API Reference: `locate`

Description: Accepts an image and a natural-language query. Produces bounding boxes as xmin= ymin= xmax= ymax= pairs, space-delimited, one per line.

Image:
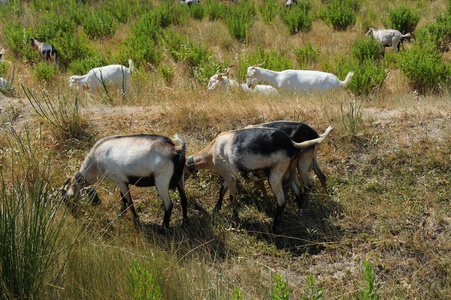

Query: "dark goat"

xmin=30 ymin=38 xmax=58 ymax=66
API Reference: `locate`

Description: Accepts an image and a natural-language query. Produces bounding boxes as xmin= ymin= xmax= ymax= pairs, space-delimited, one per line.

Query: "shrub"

xmin=127 ymin=260 xmax=163 ymax=300
xmin=293 ymin=42 xmax=321 ymax=69
xmin=280 ymin=1 xmax=313 ymax=34
xmin=58 ymin=30 xmax=97 ymax=69
xmin=69 ymin=55 xmax=107 ymax=75
xmin=399 ymin=42 xmax=449 ymax=94
xmin=271 ymin=274 xmax=291 ymax=300
xmin=351 ymin=37 xmax=383 ymax=63
xmin=224 ymin=1 xmax=256 ymax=42
xmin=260 ymin=0 xmax=279 ymax=25
xmin=189 ymin=3 xmax=205 ymax=20
xmin=205 ymin=0 xmax=228 ymax=21
xmin=4 ymin=23 xmax=34 ymax=61
xmin=386 ymin=6 xmax=420 ymax=34
xmin=415 ymin=14 xmax=451 ymax=53
xmin=31 ymin=62 xmax=58 ymax=82
xmin=354 ymin=261 xmax=380 ymax=300
xmin=318 ymin=0 xmax=358 ymax=31
xmin=160 ymin=65 xmax=175 ymax=85
xmin=81 ymin=8 xmax=117 ymax=38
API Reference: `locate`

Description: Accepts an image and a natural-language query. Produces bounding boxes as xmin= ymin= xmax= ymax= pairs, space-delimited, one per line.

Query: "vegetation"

xmin=0 ymin=0 xmax=450 ymax=299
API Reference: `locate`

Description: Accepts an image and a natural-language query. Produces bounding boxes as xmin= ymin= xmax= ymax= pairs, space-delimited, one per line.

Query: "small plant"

xmin=205 ymin=0 xmax=228 ymax=21
xmin=280 ymin=1 xmax=313 ymax=34
xmin=271 ymin=273 xmax=291 ymax=300
xmin=386 ymin=6 xmax=420 ymax=34
xmin=354 ymin=261 xmax=380 ymax=300
xmin=31 ymin=62 xmax=58 ymax=82
xmin=224 ymin=1 xmax=256 ymax=42
xmin=318 ymin=0 xmax=358 ymax=31
xmin=81 ymin=8 xmax=117 ymax=39
xmin=303 ymin=274 xmax=323 ymax=300
xmin=351 ymin=37 xmax=382 ymax=63
xmin=293 ymin=42 xmax=321 ymax=69
xmin=231 ymin=286 xmax=243 ymax=300
xmin=260 ymin=0 xmax=279 ymax=24
xmin=189 ymin=3 xmax=205 ymax=20
xmin=160 ymin=64 xmax=175 ymax=85
xmin=341 ymin=98 xmax=363 ymax=136
xmin=126 ymin=260 xmax=163 ymax=300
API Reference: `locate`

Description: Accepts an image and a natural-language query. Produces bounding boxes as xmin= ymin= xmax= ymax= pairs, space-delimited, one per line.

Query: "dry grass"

xmin=1 ymin=1 xmax=450 ymax=299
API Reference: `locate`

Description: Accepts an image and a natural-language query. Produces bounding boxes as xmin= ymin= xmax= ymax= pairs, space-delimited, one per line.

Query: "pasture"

xmin=0 ymin=0 xmax=450 ymax=299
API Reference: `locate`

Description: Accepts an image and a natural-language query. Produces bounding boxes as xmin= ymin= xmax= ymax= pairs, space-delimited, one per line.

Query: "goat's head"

xmin=208 ymin=65 xmax=234 ymax=90
xmin=59 ymin=172 xmax=87 ymax=210
xmin=68 ymin=76 xmax=79 ymax=89
xmin=365 ymin=27 xmax=377 ymax=37
xmin=246 ymin=62 xmax=264 ymax=89
xmin=29 ymin=38 xmax=40 ymax=50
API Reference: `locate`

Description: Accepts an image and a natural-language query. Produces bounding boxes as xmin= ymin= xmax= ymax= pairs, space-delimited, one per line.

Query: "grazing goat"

xmin=246 ymin=64 xmax=354 ymax=93
xmin=366 ymin=27 xmax=411 ymax=56
xmin=208 ymin=65 xmax=278 ymax=95
xmin=180 ymin=0 xmax=200 ymax=6
xmin=220 ymin=121 xmax=328 ymax=215
xmin=185 ymin=126 xmax=332 ymax=231
xmin=60 ymin=134 xmax=188 ymax=229
xmin=68 ymin=60 xmax=134 ymax=94
xmin=30 ymin=38 xmax=58 ymax=66
xmin=285 ymin=0 xmax=297 ymax=6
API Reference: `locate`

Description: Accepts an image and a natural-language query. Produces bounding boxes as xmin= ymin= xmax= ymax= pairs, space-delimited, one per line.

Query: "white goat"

xmin=285 ymin=0 xmax=297 ymax=6
xmin=60 ymin=134 xmax=188 ymax=229
xmin=30 ymin=38 xmax=58 ymax=66
xmin=246 ymin=64 xmax=354 ymax=93
xmin=366 ymin=27 xmax=411 ymax=56
xmin=180 ymin=0 xmax=200 ymax=6
xmin=68 ymin=59 xmax=134 ymax=94
xmin=208 ymin=65 xmax=278 ymax=95
xmin=185 ymin=126 xmax=332 ymax=231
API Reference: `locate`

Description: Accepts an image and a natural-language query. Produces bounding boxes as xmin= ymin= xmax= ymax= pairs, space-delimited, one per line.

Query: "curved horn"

xmin=224 ymin=64 xmax=235 ymax=76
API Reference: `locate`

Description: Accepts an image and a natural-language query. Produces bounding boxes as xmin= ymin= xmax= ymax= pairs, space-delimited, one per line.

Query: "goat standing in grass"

xmin=68 ymin=59 xmax=134 ymax=94
xmin=246 ymin=64 xmax=354 ymax=94
xmin=185 ymin=126 xmax=332 ymax=231
xmin=366 ymin=27 xmax=411 ymax=56
xmin=30 ymin=38 xmax=58 ymax=66
xmin=60 ymin=134 xmax=188 ymax=229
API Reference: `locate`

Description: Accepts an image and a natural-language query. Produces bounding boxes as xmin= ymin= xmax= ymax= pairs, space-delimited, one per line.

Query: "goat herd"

xmin=0 ymin=24 xmax=410 ymax=233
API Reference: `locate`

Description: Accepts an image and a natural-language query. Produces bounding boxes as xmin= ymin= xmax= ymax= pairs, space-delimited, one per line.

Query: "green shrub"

xmin=280 ymin=1 xmax=313 ymax=34
xmin=260 ymin=0 xmax=279 ymax=25
xmin=189 ymin=3 xmax=205 ymax=20
xmin=58 ymin=30 xmax=97 ymax=69
xmin=31 ymin=62 xmax=58 ymax=82
xmin=160 ymin=64 xmax=175 ymax=85
xmin=303 ymin=274 xmax=324 ymax=300
xmin=293 ymin=42 xmax=321 ymax=69
xmin=351 ymin=37 xmax=383 ymax=63
xmin=386 ymin=6 xmax=420 ymax=34
xmin=319 ymin=0 xmax=358 ymax=31
xmin=69 ymin=55 xmax=107 ymax=75
xmin=4 ymin=23 xmax=34 ymax=61
xmin=127 ymin=260 xmax=163 ymax=300
xmin=205 ymin=0 xmax=228 ymax=21
xmin=399 ymin=42 xmax=449 ymax=94
xmin=354 ymin=261 xmax=380 ymax=300
xmin=155 ymin=2 xmax=187 ymax=28
xmin=224 ymin=1 xmax=256 ymax=42
xmin=415 ymin=14 xmax=451 ymax=53
xmin=81 ymin=8 xmax=117 ymax=39
xmin=271 ymin=274 xmax=291 ymax=300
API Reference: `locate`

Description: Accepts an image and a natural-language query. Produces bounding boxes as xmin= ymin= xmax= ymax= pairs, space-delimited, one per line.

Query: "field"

xmin=0 ymin=0 xmax=450 ymax=299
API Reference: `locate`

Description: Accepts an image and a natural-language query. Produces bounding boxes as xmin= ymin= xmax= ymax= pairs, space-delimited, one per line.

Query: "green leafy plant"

xmin=280 ymin=1 xmax=313 ymax=34
xmin=318 ymin=0 xmax=358 ymax=31
xmin=205 ymin=0 xmax=228 ymax=21
xmin=81 ymin=8 xmax=117 ymax=38
xmin=271 ymin=273 xmax=291 ymax=300
xmin=160 ymin=64 xmax=175 ymax=85
xmin=303 ymin=274 xmax=323 ymax=300
xmin=386 ymin=6 xmax=420 ymax=34
xmin=224 ymin=1 xmax=256 ymax=42
xmin=293 ymin=41 xmax=321 ymax=69
xmin=341 ymin=98 xmax=363 ymax=136
xmin=351 ymin=37 xmax=383 ymax=63
xmin=127 ymin=260 xmax=163 ymax=300
xmin=31 ymin=62 xmax=58 ymax=82
xmin=232 ymin=286 xmax=243 ymax=300
xmin=354 ymin=261 xmax=380 ymax=300
xmin=260 ymin=0 xmax=279 ymax=24
xmin=415 ymin=13 xmax=451 ymax=53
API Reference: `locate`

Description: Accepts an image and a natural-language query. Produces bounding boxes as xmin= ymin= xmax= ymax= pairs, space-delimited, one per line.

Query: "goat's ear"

xmin=217 ymin=74 xmax=223 ymax=80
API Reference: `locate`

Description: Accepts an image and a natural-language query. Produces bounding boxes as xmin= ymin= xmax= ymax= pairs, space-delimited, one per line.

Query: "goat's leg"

xmin=216 ymin=182 xmax=228 ymax=212
xmin=155 ymin=175 xmax=173 ymax=229
xmin=117 ymin=182 xmax=140 ymax=228
xmin=268 ymin=171 xmax=286 ymax=232
xmin=224 ymin=177 xmax=239 ymax=221
xmin=177 ymin=180 xmax=188 ymax=224
xmin=312 ymin=154 xmax=328 ymax=194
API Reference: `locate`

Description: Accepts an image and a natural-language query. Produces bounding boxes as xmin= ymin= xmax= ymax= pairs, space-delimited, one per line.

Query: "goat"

xmin=30 ymin=38 xmax=58 ymax=66
xmin=185 ymin=126 xmax=332 ymax=231
xmin=180 ymin=0 xmax=201 ymax=6
xmin=285 ymin=0 xmax=297 ymax=6
xmin=59 ymin=134 xmax=188 ymax=229
xmin=208 ymin=65 xmax=278 ymax=95
xmin=218 ymin=121 xmax=328 ymax=215
xmin=68 ymin=59 xmax=134 ymax=94
xmin=366 ymin=27 xmax=411 ymax=56
xmin=246 ymin=64 xmax=354 ymax=93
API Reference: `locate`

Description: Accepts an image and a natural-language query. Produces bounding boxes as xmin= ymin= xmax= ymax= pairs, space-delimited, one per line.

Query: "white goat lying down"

xmin=60 ymin=134 xmax=188 ymax=229
xmin=185 ymin=126 xmax=332 ymax=231
xmin=366 ymin=27 xmax=411 ymax=56
xmin=69 ymin=59 xmax=134 ymax=93
xmin=218 ymin=121 xmax=329 ymax=215
xmin=246 ymin=65 xmax=354 ymax=94
xmin=208 ymin=65 xmax=278 ymax=95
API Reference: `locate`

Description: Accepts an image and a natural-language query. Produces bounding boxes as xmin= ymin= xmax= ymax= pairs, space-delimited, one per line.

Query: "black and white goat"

xmin=60 ymin=134 xmax=188 ymax=229
xmin=30 ymin=38 xmax=58 ymax=66
xmin=185 ymin=126 xmax=332 ymax=230
xmin=221 ymin=121 xmax=329 ymax=215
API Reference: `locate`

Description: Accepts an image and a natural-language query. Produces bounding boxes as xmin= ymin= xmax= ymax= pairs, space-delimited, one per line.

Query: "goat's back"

xmin=257 ymin=121 xmax=320 ymax=142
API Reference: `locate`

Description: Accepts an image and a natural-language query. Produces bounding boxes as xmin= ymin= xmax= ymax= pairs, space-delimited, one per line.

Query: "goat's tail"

xmin=173 ymin=134 xmax=187 ymax=156
xmin=128 ymin=59 xmax=134 ymax=74
xmin=293 ymin=126 xmax=333 ymax=149
xmin=341 ymin=71 xmax=354 ymax=87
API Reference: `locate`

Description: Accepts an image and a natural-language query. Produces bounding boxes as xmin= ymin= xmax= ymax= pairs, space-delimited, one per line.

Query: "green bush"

xmin=224 ymin=1 xmax=256 ymax=42
xmin=415 ymin=14 xmax=451 ymax=53
xmin=205 ymin=0 xmax=228 ymax=21
xmin=81 ymin=8 xmax=117 ymax=39
xmin=280 ymin=1 xmax=313 ymax=34
xmin=69 ymin=55 xmax=107 ymax=75
xmin=399 ymin=42 xmax=449 ymax=94
xmin=293 ymin=42 xmax=321 ymax=69
xmin=260 ymin=0 xmax=279 ymax=25
xmin=155 ymin=2 xmax=187 ymax=28
xmin=160 ymin=65 xmax=175 ymax=85
xmin=386 ymin=6 xmax=420 ymax=34
xmin=4 ymin=23 xmax=34 ymax=61
xmin=319 ymin=0 xmax=358 ymax=31
xmin=189 ymin=3 xmax=205 ymax=20
xmin=58 ymin=30 xmax=97 ymax=69
xmin=127 ymin=260 xmax=163 ymax=300
xmin=271 ymin=274 xmax=291 ymax=300
xmin=351 ymin=37 xmax=383 ymax=63
xmin=31 ymin=62 xmax=58 ymax=82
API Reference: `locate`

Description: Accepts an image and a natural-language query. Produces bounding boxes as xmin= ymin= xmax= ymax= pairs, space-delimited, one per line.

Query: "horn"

xmin=224 ymin=64 xmax=235 ymax=76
